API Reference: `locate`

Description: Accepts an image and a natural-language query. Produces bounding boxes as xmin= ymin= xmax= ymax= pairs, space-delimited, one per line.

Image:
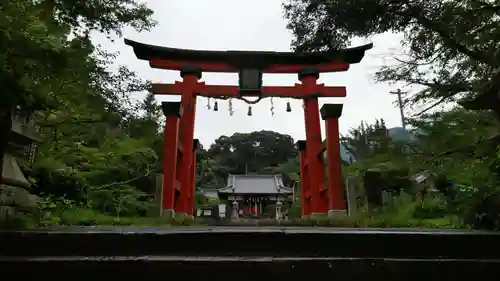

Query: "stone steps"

xmin=1 ymin=227 xmax=499 ymax=279
xmin=1 ymin=256 xmax=497 ymax=280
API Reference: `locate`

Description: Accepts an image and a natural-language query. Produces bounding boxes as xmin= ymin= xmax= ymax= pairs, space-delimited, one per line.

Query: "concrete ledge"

xmin=1 ymin=227 xmax=500 ymax=259
xmin=1 ymin=227 xmax=500 ymax=278
xmin=310 ymin=213 xmax=328 ymax=219
xmin=328 ymin=209 xmax=347 ymax=219
xmin=161 ymin=209 xmax=175 ymax=219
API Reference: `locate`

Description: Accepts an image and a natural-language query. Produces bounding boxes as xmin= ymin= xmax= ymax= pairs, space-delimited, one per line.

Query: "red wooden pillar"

xmin=299 ymin=69 xmax=328 ymax=216
xmin=187 ymin=139 xmax=199 ymax=216
xmin=174 ymin=157 xmax=182 ymax=212
xmin=160 ymin=102 xmax=182 ymax=218
xmin=296 ymin=140 xmax=311 ymax=217
xmin=320 ymin=104 xmax=346 ymax=217
xmin=177 ymin=66 xmax=200 ymax=215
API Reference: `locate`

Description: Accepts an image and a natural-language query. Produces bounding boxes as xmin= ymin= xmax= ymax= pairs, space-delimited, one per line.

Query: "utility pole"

xmin=390 ymin=89 xmax=407 ymax=129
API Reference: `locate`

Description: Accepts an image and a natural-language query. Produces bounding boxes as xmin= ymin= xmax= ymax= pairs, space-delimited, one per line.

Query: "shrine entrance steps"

xmin=1 ymin=227 xmax=499 ymax=280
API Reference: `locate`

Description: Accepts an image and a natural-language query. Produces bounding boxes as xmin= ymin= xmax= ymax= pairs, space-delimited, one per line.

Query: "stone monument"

xmin=345 ymin=176 xmax=359 ymax=216
xmin=0 ymin=111 xmax=42 ymax=222
xmin=230 ymin=200 xmax=239 ymax=220
xmin=275 ymin=201 xmax=283 ymax=221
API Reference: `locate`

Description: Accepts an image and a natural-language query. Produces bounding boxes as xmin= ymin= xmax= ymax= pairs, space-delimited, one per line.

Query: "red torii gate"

xmin=125 ymin=39 xmax=372 ymax=218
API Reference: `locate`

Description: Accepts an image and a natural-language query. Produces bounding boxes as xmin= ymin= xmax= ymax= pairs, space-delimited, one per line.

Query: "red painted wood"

xmin=299 ymin=151 xmax=311 ymax=216
xmin=152 ymin=83 xmax=346 ymax=98
xmin=162 ymin=116 xmax=180 ymax=210
xmin=317 ymin=142 xmax=326 ymax=155
xmin=149 ymin=59 xmax=350 ymax=74
xmin=176 ymin=75 xmax=199 ymax=214
xmin=174 ymin=161 xmax=182 ymax=212
xmin=325 ymin=118 xmax=345 ymax=210
xmin=187 ymin=150 xmax=197 ymax=216
xmin=301 ymin=78 xmax=329 ymax=215
xmin=177 ymin=143 xmax=184 ymax=154
xmin=150 ymin=59 xmax=236 ymax=72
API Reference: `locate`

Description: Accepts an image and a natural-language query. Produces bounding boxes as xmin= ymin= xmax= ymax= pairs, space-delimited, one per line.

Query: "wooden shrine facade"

xmin=125 ymin=39 xmax=372 ymax=218
xmin=217 ymin=174 xmax=292 ymax=218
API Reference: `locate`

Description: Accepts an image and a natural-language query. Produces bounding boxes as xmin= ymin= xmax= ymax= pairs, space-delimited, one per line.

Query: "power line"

xmin=390 ymin=89 xmax=407 ymax=130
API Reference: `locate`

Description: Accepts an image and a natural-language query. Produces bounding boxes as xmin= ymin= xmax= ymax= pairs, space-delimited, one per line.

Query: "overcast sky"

xmin=92 ymin=0 xmax=407 ymax=147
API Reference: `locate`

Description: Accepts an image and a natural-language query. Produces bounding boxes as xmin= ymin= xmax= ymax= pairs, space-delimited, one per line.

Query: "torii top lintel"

xmin=124 ymin=39 xmax=373 ymax=74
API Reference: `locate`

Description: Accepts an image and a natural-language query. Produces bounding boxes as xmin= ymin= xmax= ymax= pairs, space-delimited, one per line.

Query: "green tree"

xmin=407 ymin=108 xmax=500 ymax=228
xmin=342 ymin=119 xmax=406 ymax=163
xmin=283 ymin=0 xmax=500 ymax=116
xmin=207 ymin=131 xmax=297 ymax=176
xmin=0 ymin=0 xmax=155 ymax=184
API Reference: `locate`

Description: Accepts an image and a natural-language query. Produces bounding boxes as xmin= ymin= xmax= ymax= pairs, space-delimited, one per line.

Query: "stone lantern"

xmin=0 ymin=110 xmax=42 ymax=219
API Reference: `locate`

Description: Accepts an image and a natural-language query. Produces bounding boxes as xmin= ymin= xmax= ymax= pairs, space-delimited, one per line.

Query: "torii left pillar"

xmin=160 ymin=101 xmax=182 ymax=219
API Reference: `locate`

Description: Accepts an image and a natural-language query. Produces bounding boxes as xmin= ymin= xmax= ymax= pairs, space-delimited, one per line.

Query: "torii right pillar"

xmin=320 ymin=103 xmax=347 ymax=218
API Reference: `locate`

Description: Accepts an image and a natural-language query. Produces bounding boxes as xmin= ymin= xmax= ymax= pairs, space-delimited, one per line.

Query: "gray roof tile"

xmin=218 ymin=174 xmax=292 ymax=195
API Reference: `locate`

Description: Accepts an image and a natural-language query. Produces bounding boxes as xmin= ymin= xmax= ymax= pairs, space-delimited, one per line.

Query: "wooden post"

xmin=160 ymin=101 xmax=182 ymax=218
xmin=155 ymin=173 xmax=163 ymax=216
xmin=176 ymin=66 xmax=200 ymax=216
xmin=187 ymin=139 xmax=199 ymax=216
xmin=320 ymin=103 xmax=346 ymax=218
xmin=299 ymin=69 xmax=328 ymax=216
xmin=296 ymin=140 xmax=310 ymax=217
xmin=345 ymin=177 xmax=358 ymax=216
xmin=0 ymin=106 xmax=12 ymax=185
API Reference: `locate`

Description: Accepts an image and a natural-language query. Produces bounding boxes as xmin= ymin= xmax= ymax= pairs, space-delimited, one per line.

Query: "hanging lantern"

xmin=286 ymin=101 xmax=292 ymax=112
xmin=238 ymin=68 xmax=263 ymax=93
xmin=270 ymin=97 xmax=275 ymax=116
xmin=247 ymin=106 xmax=252 ymax=116
xmin=206 ymin=97 xmax=212 ymax=110
xmin=228 ymin=98 xmax=234 ymax=116
xmin=213 ymin=101 xmax=218 ymax=111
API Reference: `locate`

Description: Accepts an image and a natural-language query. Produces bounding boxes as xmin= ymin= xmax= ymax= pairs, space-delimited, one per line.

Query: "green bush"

xmin=412 ymin=197 xmax=447 ymax=219
xmin=0 ymin=209 xmax=35 ymax=229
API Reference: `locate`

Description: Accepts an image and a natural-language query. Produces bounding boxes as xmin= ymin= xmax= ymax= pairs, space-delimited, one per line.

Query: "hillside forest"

xmin=1 ymin=0 xmax=500 ymax=229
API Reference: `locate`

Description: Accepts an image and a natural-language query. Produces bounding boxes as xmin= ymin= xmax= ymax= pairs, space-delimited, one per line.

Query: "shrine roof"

xmin=218 ymin=174 xmax=292 ymax=195
xmin=124 ymin=39 xmax=373 ymax=72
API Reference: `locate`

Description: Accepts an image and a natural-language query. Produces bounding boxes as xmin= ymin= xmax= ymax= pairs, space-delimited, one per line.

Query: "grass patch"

xmin=0 ymin=208 xmax=37 ymax=229
xmin=38 ymin=208 xmax=206 ymax=227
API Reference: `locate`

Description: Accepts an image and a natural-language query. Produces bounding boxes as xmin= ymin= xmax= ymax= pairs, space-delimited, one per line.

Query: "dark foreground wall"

xmin=1 ymin=227 xmax=499 ymax=280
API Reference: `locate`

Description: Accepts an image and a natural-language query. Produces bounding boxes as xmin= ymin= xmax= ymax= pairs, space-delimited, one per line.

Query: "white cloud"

xmin=92 ymin=0 xmax=406 ymax=147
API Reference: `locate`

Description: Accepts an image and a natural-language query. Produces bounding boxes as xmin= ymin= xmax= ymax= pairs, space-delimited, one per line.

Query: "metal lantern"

xmin=239 ymin=68 xmax=263 ymax=93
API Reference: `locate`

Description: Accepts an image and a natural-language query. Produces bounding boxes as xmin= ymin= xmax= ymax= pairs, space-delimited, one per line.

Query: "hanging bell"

xmin=247 ymin=106 xmax=252 ymax=116
xmin=286 ymin=101 xmax=292 ymax=112
xmin=206 ymin=97 xmax=212 ymax=110
xmin=213 ymin=101 xmax=218 ymax=111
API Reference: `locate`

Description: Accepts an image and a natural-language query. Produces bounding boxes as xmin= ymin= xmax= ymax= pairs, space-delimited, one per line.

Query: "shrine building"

xmin=217 ymin=174 xmax=292 ymax=217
